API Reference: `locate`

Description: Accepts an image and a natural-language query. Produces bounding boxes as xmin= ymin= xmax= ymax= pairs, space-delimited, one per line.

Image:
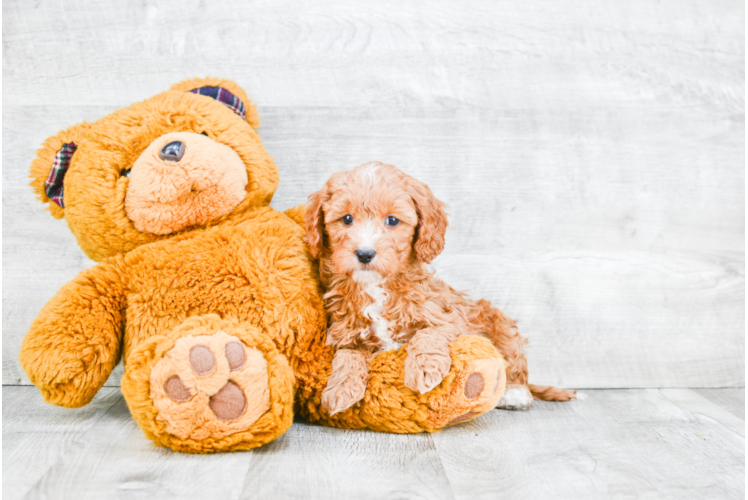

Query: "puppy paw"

xmin=404 ymin=350 xmax=451 ymax=394
xmin=322 ymin=349 xmax=369 ymax=416
xmin=322 ymin=378 xmax=366 ymax=416
xmin=496 ymin=384 xmax=533 ymax=410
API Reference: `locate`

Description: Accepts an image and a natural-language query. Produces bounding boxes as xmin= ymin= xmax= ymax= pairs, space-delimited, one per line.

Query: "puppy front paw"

xmin=322 ymin=349 xmax=370 ymax=416
xmin=404 ymin=349 xmax=451 ymax=394
xmin=321 ymin=377 xmax=366 ymax=416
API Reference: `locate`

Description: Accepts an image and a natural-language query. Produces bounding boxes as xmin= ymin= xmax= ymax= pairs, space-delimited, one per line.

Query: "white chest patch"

xmin=353 ymin=270 xmax=401 ymax=351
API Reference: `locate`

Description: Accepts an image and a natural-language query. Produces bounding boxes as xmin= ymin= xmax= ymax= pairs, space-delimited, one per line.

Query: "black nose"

xmin=355 ymin=249 xmax=376 ymax=264
xmin=159 ymin=141 xmax=185 ymax=162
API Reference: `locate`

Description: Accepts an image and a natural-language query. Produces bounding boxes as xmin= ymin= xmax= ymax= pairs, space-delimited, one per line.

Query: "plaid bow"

xmin=45 ymin=142 xmax=76 ymax=208
xmin=190 ymin=86 xmax=247 ymax=121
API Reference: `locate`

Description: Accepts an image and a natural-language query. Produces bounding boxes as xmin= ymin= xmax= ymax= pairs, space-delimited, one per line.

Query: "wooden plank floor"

xmin=2 ymin=386 xmax=744 ymax=500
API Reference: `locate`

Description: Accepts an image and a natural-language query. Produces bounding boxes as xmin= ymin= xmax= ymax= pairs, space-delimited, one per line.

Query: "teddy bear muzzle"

xmin=124 ymin=131 xmax=249 ymax=235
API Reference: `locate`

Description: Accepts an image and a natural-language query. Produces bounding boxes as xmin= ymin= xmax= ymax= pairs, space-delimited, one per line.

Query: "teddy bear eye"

xmin=342 ymin=215 xmax=354 ymax=225
xmin=385 ymin=216 xmax=400 ymax=227
xmin=121 ymin=169 xmax=131 ymax=177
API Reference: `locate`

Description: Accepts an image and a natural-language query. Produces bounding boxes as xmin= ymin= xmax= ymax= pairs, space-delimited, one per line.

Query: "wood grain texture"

xmin=2 ymin=387 xmax=122 ymax=500
xmin=2 ymin=387 xmax=743 ymax=499
xmin=432 ymin=389 xmax=745 ymax=500
xmin=2 ymin=0 xmax=743 ymax=110
xmin=19 ymin=396 xmax=254 ymax=500
xmin=694 ymin=388 xmax=746 ymax=420
xmin=242 ymin=424 xmax=453 ymax=499
xmin=2 ymin=0 xmax=744 ymax=390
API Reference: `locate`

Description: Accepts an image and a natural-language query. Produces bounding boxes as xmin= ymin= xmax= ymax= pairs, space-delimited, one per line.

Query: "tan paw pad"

xmin=150 ymin=331 xmax=270 ymax=440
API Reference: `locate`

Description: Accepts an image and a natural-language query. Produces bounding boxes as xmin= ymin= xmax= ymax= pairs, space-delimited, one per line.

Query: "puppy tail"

xmin=529 ymin=384 xmax=578 ymax=401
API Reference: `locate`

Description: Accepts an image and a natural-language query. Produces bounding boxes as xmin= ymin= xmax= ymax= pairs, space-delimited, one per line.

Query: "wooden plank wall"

xmin=2 ymin=0 xmax=744 ymax=389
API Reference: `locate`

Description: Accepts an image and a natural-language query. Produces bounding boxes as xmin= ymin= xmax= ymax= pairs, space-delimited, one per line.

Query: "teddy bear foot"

xmin=426 ymin=355 xmax=506 ymax=428
xmin=122 ymin=315 xmax=294 ymax=453
xmin=149 ymin=331 xmax=271 ymax=440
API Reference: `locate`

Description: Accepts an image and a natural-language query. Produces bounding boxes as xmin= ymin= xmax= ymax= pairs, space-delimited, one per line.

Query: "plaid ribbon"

xmin=45 ymin=142 xmax=76 ymax=208
xmin=190 ymin=86 xmax=247 ymax=121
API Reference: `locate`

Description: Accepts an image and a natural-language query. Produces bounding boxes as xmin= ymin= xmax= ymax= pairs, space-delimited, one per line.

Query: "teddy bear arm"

xmin=19 ymin=261 xmax=127 ymax=408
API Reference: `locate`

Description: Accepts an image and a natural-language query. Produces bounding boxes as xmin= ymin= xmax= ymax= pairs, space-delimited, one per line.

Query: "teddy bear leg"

xmin=412 ymin=335 xmax=507 ymax=429
xmin=121 ymin=315 xmax=294 ymax=453
xmin=318 ymin=335 xmax=506 ymax=433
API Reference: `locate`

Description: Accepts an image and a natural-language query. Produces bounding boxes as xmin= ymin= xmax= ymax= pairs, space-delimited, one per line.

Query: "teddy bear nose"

xmin=159 ymin=141 xmax=185 ymax=162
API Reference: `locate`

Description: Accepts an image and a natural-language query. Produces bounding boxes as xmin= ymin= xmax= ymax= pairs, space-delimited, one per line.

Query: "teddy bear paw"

xmin=149 ymin=330 xmax=271 ymax=441
xmin=426 ymin=356 xmax=506 ymax=428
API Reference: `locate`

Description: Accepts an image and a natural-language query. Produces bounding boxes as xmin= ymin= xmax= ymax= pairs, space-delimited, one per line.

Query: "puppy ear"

xmin=404 ymin=175 xmax=449 ymax=264
xmin=304 ymin=186 xmax=328 ymax=259
xmin=170 ymin=77 xmax=261 ymax=129
xmin=29 ymin=122 xmax=91 ymax=219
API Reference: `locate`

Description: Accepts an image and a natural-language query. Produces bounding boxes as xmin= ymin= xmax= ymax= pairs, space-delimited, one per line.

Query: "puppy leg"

xmin=404 ymin=326 xmax=458 ymax=394
xmin=321 ymin=349 xmax=370 ymax=416
xmin=469 ymin=299 xmax=535 ymax=409
xmin=497 ymin=384 xmax=534 ymax=410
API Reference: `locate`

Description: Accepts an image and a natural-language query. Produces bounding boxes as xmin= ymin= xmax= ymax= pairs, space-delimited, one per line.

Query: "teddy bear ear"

xmin=170 ymin=77 xmax=261 ymax=130
xmin=29 ymin=122 xmax=91 ymax=219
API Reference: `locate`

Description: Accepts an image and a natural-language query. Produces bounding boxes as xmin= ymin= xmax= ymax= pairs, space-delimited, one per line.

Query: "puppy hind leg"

xmin=473 ymin=299 xmax=529 ymax=386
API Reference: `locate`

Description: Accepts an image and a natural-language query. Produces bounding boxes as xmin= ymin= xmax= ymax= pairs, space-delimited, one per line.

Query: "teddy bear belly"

xmin=120 ymin=217 xmax=324 ymax=363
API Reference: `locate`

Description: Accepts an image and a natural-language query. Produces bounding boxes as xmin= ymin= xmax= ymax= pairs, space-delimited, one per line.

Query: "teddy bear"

xmin=19 ymin=77 xmax=507 ymax=453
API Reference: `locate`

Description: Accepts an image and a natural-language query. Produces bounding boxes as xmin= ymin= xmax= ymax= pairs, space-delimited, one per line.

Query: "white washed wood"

xmin=2 ymin=0 xmax=744 ymax=389
xmin=2 ymin=387 xmax=744 ymax=500
xmin=432 ymin=389 xmax=745 ymax=500
xmin=2 ymin=0 xmax=743 ymax=110
xmin=2 ymin=387 xmax=122 ymax=500
xmin=241 ymin=424 xmax=453 ymax=500
xmin=695 ymin=388 xmax=745 ymax=420
xmin=4 ymin=104 xmax=743 ymax=388
xmin=21 ymin=397 xmax=254 ymax=500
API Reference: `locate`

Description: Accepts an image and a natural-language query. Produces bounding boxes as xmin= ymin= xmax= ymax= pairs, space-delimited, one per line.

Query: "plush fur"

xmin=20 ymin=80 xmax=513 ymax=454
xmin=305 ymin=162 xmax=576 ymax=415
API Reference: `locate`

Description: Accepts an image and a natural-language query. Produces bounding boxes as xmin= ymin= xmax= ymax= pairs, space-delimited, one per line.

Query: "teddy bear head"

xmin=29 ymin=77 xmax=279 ymax=261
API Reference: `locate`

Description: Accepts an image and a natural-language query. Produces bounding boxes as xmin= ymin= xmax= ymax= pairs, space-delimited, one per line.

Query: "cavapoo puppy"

xmin=305 ymin=162 xmax=576 ymax=416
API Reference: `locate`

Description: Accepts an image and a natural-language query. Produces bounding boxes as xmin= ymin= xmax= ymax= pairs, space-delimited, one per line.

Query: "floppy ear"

xmin=403 ymin=175 xmax=449 ymax=264
xmin=170 ymin=77 xmax=261 ymax=129
xmin=304 ymin=186 xmax=329 ymax=259
xmin=29 ymin=122 xmax=91 ymax=219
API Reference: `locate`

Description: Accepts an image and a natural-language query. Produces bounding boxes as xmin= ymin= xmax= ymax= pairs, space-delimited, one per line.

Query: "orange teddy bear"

xmin=19 ymin=78 xmax=506 ymax=453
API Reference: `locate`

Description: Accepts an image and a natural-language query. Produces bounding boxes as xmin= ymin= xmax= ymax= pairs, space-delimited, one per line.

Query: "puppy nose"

xmin=159 ymin=141 xmax=185 ymax=162
xmin=355 ymin=249 xmax=376 ymax=264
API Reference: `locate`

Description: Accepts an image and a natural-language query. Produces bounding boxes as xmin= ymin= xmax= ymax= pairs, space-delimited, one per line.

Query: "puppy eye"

xmin=342 ymin=215 xmax=354 ymax=225
xmin=385 ymin=216 xmax=400 ymax=227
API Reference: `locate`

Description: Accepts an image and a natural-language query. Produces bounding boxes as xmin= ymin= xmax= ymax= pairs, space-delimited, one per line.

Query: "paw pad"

xmin=164 ymin=375 xmax=191 ymax=402
xmin=209 ymin=380 xmax=247 ymax=421
xmin=225 ymin=341 xmax=246 ymax=370
xmin=464 ymin=373 xmax=484 ymax=400
xmin=427 ymin=356 xmax=506 ymax=428
xmin=149 ymin=331 xmax=271 ymax=440
xmin=189 ymin=345 xmax=215 ymax=375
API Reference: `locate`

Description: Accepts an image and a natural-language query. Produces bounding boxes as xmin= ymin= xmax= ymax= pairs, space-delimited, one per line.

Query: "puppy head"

xmin=305 ymin=162 xmax=448 ymax=279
